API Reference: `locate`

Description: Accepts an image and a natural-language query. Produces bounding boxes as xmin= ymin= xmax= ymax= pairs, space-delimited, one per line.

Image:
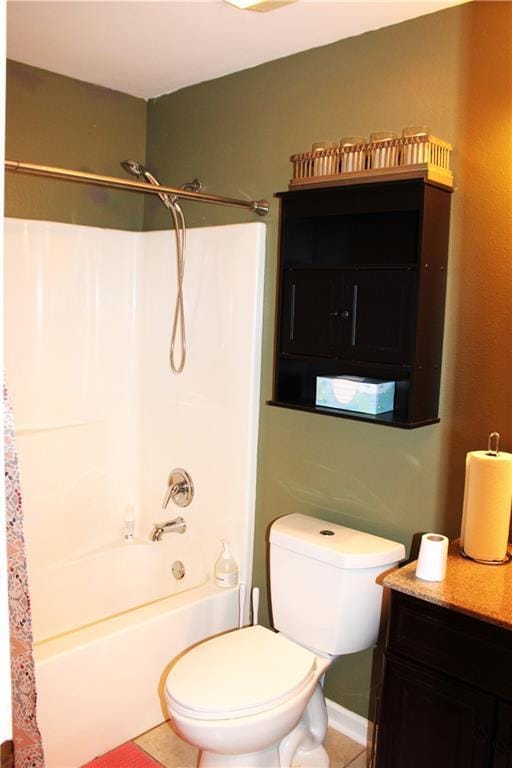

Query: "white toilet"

xmin=164 ymin=513 xmax=405 ymax=767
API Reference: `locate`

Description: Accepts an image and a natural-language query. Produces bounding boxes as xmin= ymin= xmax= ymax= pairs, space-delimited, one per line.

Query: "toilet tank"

xmin=269 ymin=513 xmax=405 ymax=656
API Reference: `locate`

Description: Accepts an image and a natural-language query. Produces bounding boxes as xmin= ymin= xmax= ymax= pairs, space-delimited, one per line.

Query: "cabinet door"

xmin=341 ymin=269 xmax=415 ymax=364
xmin=280 ymin=269 xmax=340 ymax=357
xmin=494 ymin=702 xmax=512 ymax=767
xmin=376 ymin=654 xmax=494 ymax=768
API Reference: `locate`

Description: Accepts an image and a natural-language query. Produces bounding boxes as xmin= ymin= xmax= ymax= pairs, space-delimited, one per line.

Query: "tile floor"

xmin=133 ymin=720 xmax=368 ymax=768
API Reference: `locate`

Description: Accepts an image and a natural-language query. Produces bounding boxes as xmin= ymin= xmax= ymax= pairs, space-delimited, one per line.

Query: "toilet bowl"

xmin=165 ymin=625 xmax=331 ymax=764
xmin=164 ymin=513 xmax=405 ymax=767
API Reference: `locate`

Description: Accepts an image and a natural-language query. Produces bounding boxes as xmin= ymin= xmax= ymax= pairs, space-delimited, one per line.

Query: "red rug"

xmin=81 ymin=741 xmax=162 ymax=768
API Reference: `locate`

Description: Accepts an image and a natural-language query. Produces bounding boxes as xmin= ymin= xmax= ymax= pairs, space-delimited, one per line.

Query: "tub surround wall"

xmin=138 ymin=226 xmax=265 ymax=587
xmin=4 ymin=218 xmax=265 ymax=642
xmin=29 ymin=538 xmax=209 ymax=642
xmin=4 ymin=219 xmax=140 ymax=576
xmin=140 ymin=221 xmax=264 ymax=588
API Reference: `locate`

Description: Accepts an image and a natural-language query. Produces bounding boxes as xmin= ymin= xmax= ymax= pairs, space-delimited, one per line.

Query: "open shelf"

xmin=267 ymin=400 xmax=440 ymax=429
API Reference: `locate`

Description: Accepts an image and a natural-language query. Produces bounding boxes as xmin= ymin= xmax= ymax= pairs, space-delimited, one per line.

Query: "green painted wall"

xmin=5 ymin=60 xmax=147 ymax=230
xmin=5 ymin=0 xmax=512 ymax=722
xmin=145 ymin=1 xmax=512 ymax=718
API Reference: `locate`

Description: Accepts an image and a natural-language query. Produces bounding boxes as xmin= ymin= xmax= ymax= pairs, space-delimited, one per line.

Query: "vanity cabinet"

xmin=375 ymin=591 xmax=512 ymax=768
xmin=269 ymin=178 xmax=452 ymax=428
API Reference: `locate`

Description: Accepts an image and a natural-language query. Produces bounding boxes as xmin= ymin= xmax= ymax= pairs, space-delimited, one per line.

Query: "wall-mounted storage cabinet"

xmin=269 ymin=177 xmax=452 ymax=428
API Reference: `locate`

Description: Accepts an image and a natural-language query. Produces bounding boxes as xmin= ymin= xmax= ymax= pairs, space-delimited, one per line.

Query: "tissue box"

xmin=315 ymin=376 xmax=395 ymax=414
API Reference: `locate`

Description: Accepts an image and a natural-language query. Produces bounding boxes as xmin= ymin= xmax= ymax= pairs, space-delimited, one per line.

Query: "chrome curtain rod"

xmin=5 ymin=160 xmax=269 ymax=216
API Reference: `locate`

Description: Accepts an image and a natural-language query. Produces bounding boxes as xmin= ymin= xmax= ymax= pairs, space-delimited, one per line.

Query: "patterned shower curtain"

xmin=5 ymin=384 xmax=45 ymax=768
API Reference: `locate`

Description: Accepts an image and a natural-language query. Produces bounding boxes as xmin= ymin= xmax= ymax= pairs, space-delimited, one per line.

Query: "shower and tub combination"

xmin=4 ymin=161 xmax=267 ymax=766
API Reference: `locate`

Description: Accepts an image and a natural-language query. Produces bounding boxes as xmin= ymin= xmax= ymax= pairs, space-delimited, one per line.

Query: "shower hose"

xmin=166 ymin=198 xmax=187 ymax=375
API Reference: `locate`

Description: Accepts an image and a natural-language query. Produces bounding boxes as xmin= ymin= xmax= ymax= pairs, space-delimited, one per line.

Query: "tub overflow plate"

xmin=172 ymin=561 xmax=186 ymax=580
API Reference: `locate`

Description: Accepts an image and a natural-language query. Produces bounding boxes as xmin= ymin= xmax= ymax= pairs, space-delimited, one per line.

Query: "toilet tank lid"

xmin=270 ymin=514 xmax=406 ymax=569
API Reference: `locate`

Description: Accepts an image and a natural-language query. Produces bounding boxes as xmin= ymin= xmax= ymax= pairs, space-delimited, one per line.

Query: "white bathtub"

xmin=31 ymin=537 xmax=208 ymax=642
xmin=34 ymin=579 xmax=239 ymax=768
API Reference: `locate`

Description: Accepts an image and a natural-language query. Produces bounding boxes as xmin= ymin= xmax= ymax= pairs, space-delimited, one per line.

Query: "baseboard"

xmin=326 ymin=698 xmax=369 ymax=746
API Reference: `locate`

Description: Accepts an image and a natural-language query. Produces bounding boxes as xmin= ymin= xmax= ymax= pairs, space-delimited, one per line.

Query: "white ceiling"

xmin=7 ymin=0 xmax=468 ymax=99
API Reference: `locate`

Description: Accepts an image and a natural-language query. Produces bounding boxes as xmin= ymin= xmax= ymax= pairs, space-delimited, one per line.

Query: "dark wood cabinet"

xmin=494 ymin=703 xmax=512 ymax=767
xmin=269 ymin=178 xmax=452 ymax=428
xmin=281 ymin=269 xmax=340 ymax=358
xmin=282 ymin=267 xmax=415 ymax=364
xmin=375 ymin=591 xmax=512 ymax=768
xmin=377 ymin=654 xmax=494 ymax=768
xmin=340 ymin=268 xmax=415 ymax=364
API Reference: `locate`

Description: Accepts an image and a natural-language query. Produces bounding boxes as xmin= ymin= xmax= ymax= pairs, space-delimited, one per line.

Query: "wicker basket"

xmin=289 ymin=135 xmax=453 ymax=189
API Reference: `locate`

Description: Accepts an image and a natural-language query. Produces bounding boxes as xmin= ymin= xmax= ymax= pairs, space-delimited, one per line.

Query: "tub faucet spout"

xmin=151 ymin=517 xmax=187 ymax=542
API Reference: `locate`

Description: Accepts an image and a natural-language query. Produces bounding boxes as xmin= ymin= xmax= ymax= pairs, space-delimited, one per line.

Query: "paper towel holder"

xmin=460 ymin=548 xmax=511 ymax=566
xmin=460 ymin=430 xmax=512 ymax=565
xmin=487 ymin=431 xmax=501 ymax=457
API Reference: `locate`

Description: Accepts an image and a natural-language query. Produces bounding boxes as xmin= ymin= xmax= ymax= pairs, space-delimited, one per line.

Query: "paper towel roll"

xmin=415 ymin=533 xmax=449 ymax=581
xmin=460 ymin=449 xmax=512 ymax=562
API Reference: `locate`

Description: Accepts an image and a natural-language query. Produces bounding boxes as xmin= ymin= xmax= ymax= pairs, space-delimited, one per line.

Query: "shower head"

xmin=120 ymin=159 xmax=175 ymax=209
xmin=120 ymin=159 xmax=146 ymax=178
xmin=121 ymin=159 xmax=161 ymax=187
xmin=120 ymin=160 xmax=204 ymax=211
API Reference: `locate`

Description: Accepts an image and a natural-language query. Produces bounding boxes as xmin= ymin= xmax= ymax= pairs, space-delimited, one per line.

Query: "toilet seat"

xmin=165 ymin=625 xmax=317 ymax=721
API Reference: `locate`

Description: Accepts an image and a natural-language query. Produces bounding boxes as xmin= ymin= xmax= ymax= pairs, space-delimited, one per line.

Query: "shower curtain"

xmin=5 ymin=383 xmax=45 ymax=768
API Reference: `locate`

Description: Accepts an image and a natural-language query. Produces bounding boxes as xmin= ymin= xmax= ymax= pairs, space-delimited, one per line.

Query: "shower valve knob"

xmin=163 ymin=468 xmax=194 ymax=508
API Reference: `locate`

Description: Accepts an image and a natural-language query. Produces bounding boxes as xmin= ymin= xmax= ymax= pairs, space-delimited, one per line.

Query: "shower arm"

xmin=5 ymin=160 xmax=269 ymax=216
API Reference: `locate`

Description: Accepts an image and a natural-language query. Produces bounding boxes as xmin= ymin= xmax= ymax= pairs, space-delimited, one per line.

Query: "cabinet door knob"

xmin=340 ymin=310 xmax=350 ymax=320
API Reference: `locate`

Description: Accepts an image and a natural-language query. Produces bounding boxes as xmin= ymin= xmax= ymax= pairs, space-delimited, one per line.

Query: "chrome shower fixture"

xmin=180 ymin=178 xmax=204 ymax=193
xmin=120 ymin=160 xmax=203 ymax=208
xmin=151 ymin=517 xmax=187 ymax=541
xmin=120 ymin=159 xmax=175 ymax=209
xmin=162 ymin=468 xmax=194 ymax=509
xmin=120 ymin=159 xmax=146 ymax=178
xmin=151 ymin=468 xmax=193 ymax=542
xmin=120 ymin=159 xmax=188 ymax=374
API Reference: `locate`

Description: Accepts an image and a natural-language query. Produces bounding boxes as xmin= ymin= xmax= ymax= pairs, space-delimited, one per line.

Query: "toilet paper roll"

xmin=460 ymin=450 xmax=512 ymax=563
xmin=415 ymin=533 xmax=449 ymax=581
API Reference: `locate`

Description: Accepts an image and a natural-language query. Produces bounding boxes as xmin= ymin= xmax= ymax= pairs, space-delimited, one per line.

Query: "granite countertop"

xmin=383 ymin=539 xmax=512 ymax=631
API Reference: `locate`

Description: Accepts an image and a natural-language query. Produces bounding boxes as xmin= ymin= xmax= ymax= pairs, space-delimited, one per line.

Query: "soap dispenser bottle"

xmin=214 ymin=540 xmax=239 ymax=588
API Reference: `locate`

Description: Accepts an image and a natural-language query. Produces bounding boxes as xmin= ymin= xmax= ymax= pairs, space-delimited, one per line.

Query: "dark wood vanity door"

xmin=376 ymin=653 xmax=495 ymax=768
xmin=493 ymin=702 xmax=512 ymax=768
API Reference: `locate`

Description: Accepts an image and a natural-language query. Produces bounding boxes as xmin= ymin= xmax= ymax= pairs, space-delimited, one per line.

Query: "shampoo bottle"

xmin=214 ymin=540 xmax=239 ymax=588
